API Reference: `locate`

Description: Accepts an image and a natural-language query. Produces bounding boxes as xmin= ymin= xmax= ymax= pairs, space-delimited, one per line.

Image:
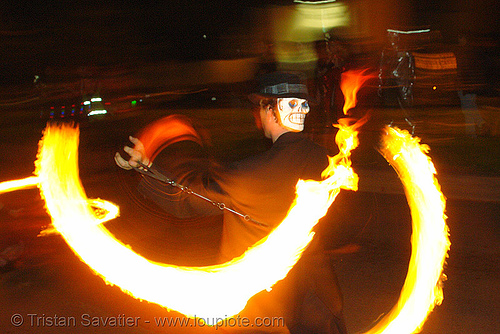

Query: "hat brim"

xmin=248 ymin=92 xmax=310 ymax=104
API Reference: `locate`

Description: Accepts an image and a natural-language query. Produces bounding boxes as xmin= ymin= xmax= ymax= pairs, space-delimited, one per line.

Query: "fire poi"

xmin=0 ymin=69 xmax=450 ymax=333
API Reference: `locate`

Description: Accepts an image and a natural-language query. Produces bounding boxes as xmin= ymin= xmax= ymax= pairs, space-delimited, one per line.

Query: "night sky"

xmin=0 ymin=0 xmax=497 ymax=85
xmin=0 ymin=0 xmax=268 ymax=84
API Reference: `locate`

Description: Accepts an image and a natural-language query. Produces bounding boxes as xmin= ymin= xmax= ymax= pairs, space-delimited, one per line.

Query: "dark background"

xmin=1 ymin=0 xmax=498 ymax=84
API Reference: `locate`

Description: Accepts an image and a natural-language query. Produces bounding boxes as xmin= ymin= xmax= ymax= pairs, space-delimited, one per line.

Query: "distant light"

xmin=88 ymin=110 xmax=107 ymax=116
xmin=203 ymin=35 xmax=207 ymax=39
xmin=387 ymin=29 xmax=431 ymax=34
xmin=211 ymin=97 xmax=216 ymax=101
xmin=294 ymin=0 xmax=336 ymax=3
xmin=131 ymin=100 xmax=137 ymax=106
xmin=83 ymin=100 xmax=91 ymax=106
xmin=294 ymin=0 xmax=349 ymax=32
xmin=91 ymin=97 xmax=102 ymax=102
xmin=433 ymin=86 xmax=437 ymax=90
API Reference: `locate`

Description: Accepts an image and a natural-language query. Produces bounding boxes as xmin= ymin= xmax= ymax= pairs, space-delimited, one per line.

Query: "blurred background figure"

xmin=314 ymin=33 xmax=349 ymax=127
xmin=454 ymin=32 xmax=488 ymax=137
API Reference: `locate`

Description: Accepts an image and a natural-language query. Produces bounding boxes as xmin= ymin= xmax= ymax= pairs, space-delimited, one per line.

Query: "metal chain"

xmin=132 ymin=162 xmax=268 ymax=228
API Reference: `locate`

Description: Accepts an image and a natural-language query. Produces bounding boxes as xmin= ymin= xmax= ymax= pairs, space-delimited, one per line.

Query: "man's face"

xmin=276 ymin=98 xmax=310 ymax=132
xmin=259 ymin=106 xmax=272 ymax=139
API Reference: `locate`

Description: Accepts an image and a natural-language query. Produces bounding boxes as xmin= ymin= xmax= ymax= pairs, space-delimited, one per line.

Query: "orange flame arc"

xmin=0 ymin=66 xmax=449 ymax=332
xmin=361 ymin=126 xmax=450 ymax=334
xmin=337 ymin=69 xmax=450 ymax=333
xmin=30 ymin=122 xmax=358 ymax=320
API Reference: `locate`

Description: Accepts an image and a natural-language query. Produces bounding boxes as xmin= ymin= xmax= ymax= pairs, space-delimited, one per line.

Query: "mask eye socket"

xmin=288 ymin=100 xmax=298 ymax=109
xmin=301 ymin=101 xmax=309 ymax=109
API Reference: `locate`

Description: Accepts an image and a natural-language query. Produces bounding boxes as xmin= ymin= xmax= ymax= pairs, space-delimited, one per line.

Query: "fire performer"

xmin=115 ymin=71 xmax=347 ymax=333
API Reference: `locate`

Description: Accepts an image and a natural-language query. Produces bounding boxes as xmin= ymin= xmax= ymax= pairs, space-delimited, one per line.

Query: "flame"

xmin=361 ymin=126 xmax=450 ymax=334
xmin=0 ymin=176 xmax=39 ymax=194
xmin=337 ymin=68 xmax=449 ymax=333
xmin=3 ymin=61 xmax=449 ymax=331
xmin=0 ymin=66 xmax=450 ymax=332
xmin=137 ymin=115 xmax=204 ymax=160
xmin=340 ymin=68 xmax=374 ymax=115
xmin=30 ymin=122 xmax=358 ymax=320
xmin=0 ymin=166 xmax=118 ymax=237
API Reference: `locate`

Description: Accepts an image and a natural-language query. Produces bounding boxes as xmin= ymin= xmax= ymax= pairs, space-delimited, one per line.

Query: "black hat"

xmin=248 ymin=71 xmax=309 ymax=104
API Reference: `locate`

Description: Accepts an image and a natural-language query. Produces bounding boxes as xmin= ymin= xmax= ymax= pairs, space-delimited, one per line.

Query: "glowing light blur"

xmin=294 ymin=1 xmax=350 ymax=31
xmin=137 ymin=115 xmax=203 ymax=160
xmin=387 ymin=29 xmax=431 ymax=35
xmin=87 ymin=109 xmax=107 ymax=116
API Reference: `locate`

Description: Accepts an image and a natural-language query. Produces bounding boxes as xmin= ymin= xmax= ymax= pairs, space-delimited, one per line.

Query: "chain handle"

xmin=132 ymin=162 xmax=268 ymax=228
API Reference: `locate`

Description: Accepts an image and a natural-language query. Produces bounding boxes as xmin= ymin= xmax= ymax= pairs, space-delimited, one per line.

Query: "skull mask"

xmin=276 ymin=97 xmax=310 ymax=132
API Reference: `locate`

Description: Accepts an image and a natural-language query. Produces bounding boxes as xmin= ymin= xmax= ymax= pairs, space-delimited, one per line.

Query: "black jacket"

xmin=138 ymin=131 xmax=329 ymax=261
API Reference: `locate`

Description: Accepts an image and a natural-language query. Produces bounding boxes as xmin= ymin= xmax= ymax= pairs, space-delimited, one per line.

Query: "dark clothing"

xmin=138 ymin=132 xmax=329 ymax=259
xmin=137 ymin=131 xmax=346 ymax=333
xmin=218 ymin=131 xmax=330 ymax=260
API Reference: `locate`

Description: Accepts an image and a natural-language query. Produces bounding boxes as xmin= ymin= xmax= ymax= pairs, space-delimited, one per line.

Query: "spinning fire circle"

xmin=0 ymin=121 xmax=449 ymax=333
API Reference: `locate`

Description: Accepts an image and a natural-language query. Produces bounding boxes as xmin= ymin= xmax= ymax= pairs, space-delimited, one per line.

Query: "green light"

xmin=131 ymin=100 xmax=137 ymax=106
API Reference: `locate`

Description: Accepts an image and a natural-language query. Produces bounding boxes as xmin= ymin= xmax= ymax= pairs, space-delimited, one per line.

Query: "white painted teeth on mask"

xmin=290 ymin=113 xmax=306 ymax=124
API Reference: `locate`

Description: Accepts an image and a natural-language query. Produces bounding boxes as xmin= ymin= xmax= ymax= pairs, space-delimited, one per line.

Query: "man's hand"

xmin=114 ymin=136 xmax=150 ymax=170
